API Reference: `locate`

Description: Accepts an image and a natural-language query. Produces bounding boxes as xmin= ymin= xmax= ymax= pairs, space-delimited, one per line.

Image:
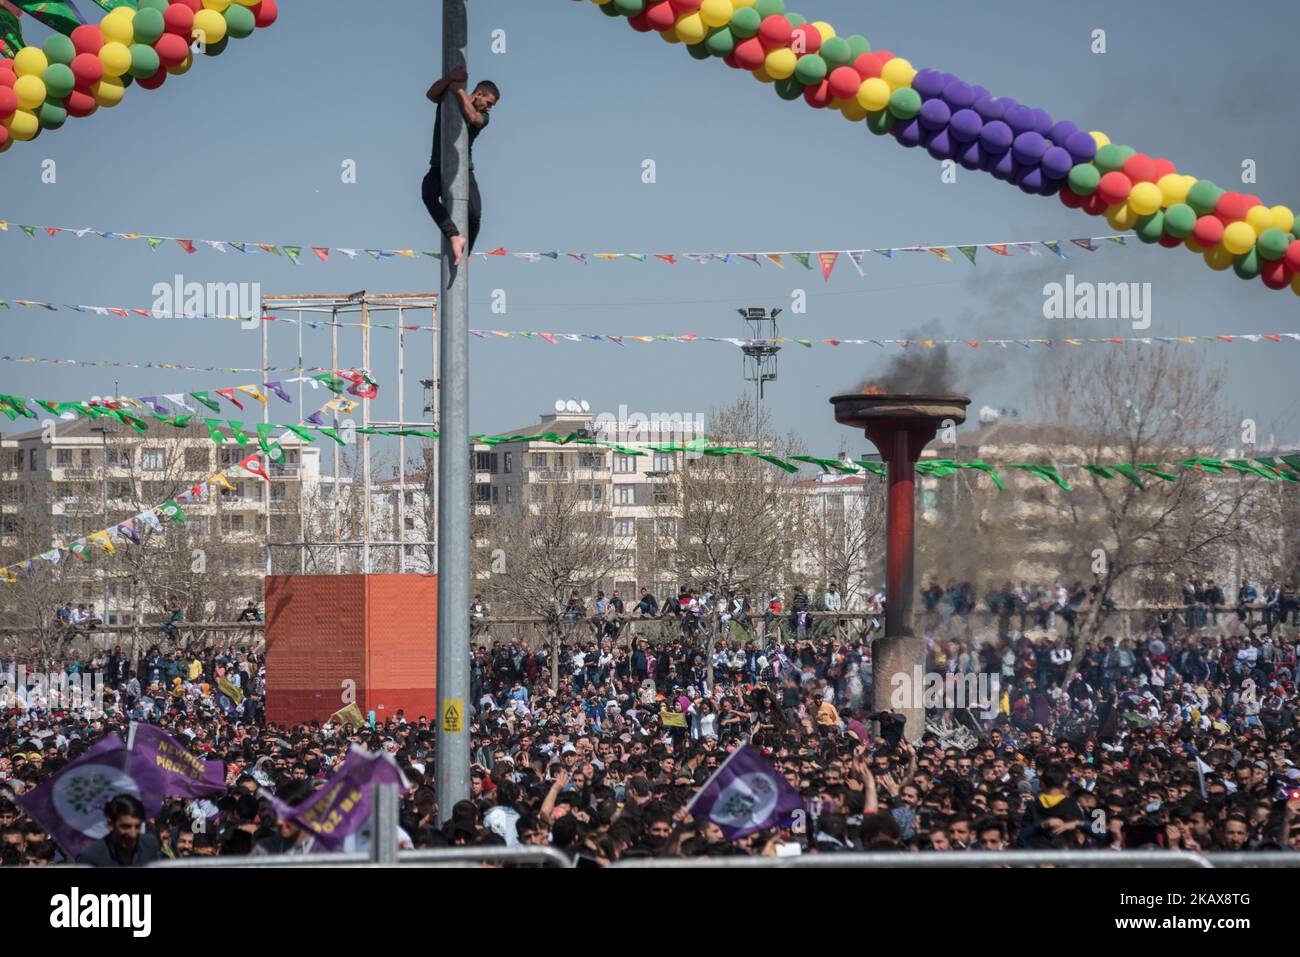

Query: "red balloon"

xmin=758 ymin=15 xmax=793 ymax=49
xmin=0 ymin=86 xmax=16 ymax=120
xmin=1059 ymin=188 xmax=1084 ymax=210
xmin=70 ymin=52 xmax=104 ymax=89
xmin=164 ymin=3 xmax=196 ymax=36
xmin=0 ymin=67 xmax=14 ymax=91
xmin=1285 ymin=239 xmax=1300 ymax=273
xmin=803 ymin=79 xmax=834 ymax=109
xmin=0 ymin=125 xmax=8 ymax=148
xmin=875 ymin=50 xmax=894 ymax=63
xmin=1157 ymin=233 xmax=1183 ymax=249
xmin=722 ymin=51 xmax=740 ymax=69
xmin=854 ymin=52 xmax=884 ymax=77
xmin=828 ymin=65 xmax=862 ymax=99
xmin=154 ymin=32 xmax=190 ymax=68
xmin=734 ymin=37 xmax=766 ymax=70
xmin=252 ymin=0 xmax=278 ymax=29
xmin=627 ymin=12 xmax=653 ymax=32
xmin=670 ymin=0 xmax=702 ymax=10
xmin=1192 ymin=215 xmax=1226 ymax=247
xmin=138 ymin=66 xmax=167 ymax=91
xmin=71 ymin=24 xmax=104 ymax=56
xmin=790 ymin=23 xmax=821 ymax=54
xmin=644 ymin=1 xmax=676 ymax=31
xmin=63 ymin=89 xmax=97 ymax=118
xmin=1260 ymin=259 xmax=1291 ymax=290
xmin=170 ymin=0 xmax=203 ymax=11
xmin=1097 ymin=171 xmax=1134 ymax=206
xmin=1215 ymin=191 xmax=1260 ymax=223
xmin=1082 ymin=192 xmax=1109 ymax=216
xmin=1152 ymin=157 xmax=1177 ymax=180
xmin=1121 ymin=153 xmax=1158 ymax=184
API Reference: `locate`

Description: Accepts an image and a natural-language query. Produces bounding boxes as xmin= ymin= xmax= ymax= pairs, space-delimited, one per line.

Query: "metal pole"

xmin=332 ymin=308 xmax=341 ymax=574
xmin=436 ymin=0 xmax=471 ymax=821
xmin=263 ymin=305 xmax=271 ymax=552
xmin=397 ymin=307 xmax=406 ymax=573
xmin=431 ymin=302 xmax=439 ymax=574
xmin=362 ymin=298 xmax=372 ymax=575
xmin=298 ymin=310 xmax=306 ymax=575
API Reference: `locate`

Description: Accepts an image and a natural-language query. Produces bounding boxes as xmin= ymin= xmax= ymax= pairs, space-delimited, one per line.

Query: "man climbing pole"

xmin=423 ymin=66 xmax=499 ymax=266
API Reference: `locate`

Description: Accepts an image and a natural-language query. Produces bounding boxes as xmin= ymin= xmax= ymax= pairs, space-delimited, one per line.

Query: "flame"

xmin=862 ymin=384 xmax=885 ymax=396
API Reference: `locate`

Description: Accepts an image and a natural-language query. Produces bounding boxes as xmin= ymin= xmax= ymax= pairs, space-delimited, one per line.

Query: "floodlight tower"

xmin=739 ymin=306 xmax=782 ymax=439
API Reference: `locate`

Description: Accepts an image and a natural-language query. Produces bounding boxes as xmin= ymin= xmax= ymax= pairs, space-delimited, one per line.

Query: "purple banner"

xmin=264 ymin=747 xmax=406 ymax=852
xmin=686 ymin=744 xmax=804 ymax=842
xmin=128 ymin=723 xmax=227 ymax=802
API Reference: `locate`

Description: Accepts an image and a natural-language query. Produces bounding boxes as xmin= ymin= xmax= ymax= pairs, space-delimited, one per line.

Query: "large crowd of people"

xmin=1 ymin=575 xmax=1298 ymax=867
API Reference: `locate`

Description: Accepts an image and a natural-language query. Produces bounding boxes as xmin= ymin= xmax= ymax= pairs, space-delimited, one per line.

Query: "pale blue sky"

xmin=2 ymin=0 xmax=1298 ymax=459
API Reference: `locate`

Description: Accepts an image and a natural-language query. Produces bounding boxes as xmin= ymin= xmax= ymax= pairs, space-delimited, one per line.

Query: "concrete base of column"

xmin=871 ymin=635 xmax=926 ymax=744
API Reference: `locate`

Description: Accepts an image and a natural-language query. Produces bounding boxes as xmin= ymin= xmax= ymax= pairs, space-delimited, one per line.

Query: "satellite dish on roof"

xmin=554 ymin=400 xmax=565 ymax=412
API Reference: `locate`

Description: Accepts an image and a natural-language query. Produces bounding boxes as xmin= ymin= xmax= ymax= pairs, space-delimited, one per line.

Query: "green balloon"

xmin=705 ymin=27 xmax=735 ymax=56
xmin=612 ymin=0 xmax=644 ymax=16
xmin=775 ymin=77 xmax=804 ymax=100
xmin=1186 ymin=180 xmax=1223 ymax=216
xmin=139 ymin=0 xmax=169 ymax=10
xmin=793 ymin=53 xmax=827 ymax=85
xmin=37 ymin=101 xmax=67 ymax=130
xmin=1257 ymin=227 xmax=1290 ymax=261
xmin=686 ymin=41 xmax=712 ymax=61
xmin=754 ymin=0 xmax=785 ymax=16
xmin=866 ymin=109 xmax=896 ymax=135
xmin=1163 ymin=203 xmax=1197 ymax=238
xmin=1093 ymin=144 xmax=1127 ymax=173
xmin=223 ymin=4 xmax=256 ymax=39
xmin=132 ymin=8 xmax=166 ymax=45
xmin=887 ymin=87 xmax=922 ymax=120
xmin=1114 ymin=145 xmax=1136 ymax=163
xmin=1233 ymin=248 xmax=1261 ymax=279
xmin=1067 ymin=163 xmax=1101 ymax=196
xmin=599 ymin=1 xmax=623 ymax=16
xmin=42 ymin=34 xmax=76 ymax=66
xmin=128 ymin=43 xmax=160 ymax=79
xmin=1135 ymin=211 xmax=1166 ymax=244
xmin=42 ymin=63 xmax=75 ymax=99
xmin=820 ymin=37 xmax=852 ymax=68
xmin=730 ymin=7 xmax=761 ymax=38
xmin=847 ymin=34 xmax=871 ymax=58
xmin=202 ymin=35 xmax=229 ymax=57
xmin=786 ymin=13 xmax=806 ymax=27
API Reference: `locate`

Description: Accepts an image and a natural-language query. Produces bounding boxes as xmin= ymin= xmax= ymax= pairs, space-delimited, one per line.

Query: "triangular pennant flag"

xmin=567 ymin=253 xmax=588 ymax=264
xmin=238 ymin=454 xmax=271 ymax=482
xmin=792 ymin=252 xmax=812 ymax=270
xmin=847 ymin=250 xmax=865 ymax=275
xmin=928 ymin=247 xmax=953 ymax=263
xmin=175 ymin=239 xmax=197 ymax=255
xmin=88 ymin=531 xmax=116 ymax=556
xmin=209 ymin=472 xmax=237 ymax=492
xmin=763 ymin=254 xmax=784 ymax=268
xmin=1105 ymin=236 xmax=1127 ymax=246
xmin=957 ymin=245 xmax=978 ymax=265
xmin=1043 ymin=240 xmax=1068 ymax=259
xmin=737 ymin=254 xmax=759 ymax=266
xmin=1070 ymin=238 xmax=1099 ymax=252
xmin=263 ymin=381 xmax=291 ymax=403
xmin=236 ymin=385 xmax=268 ymax=405
xmin=159 ymin=501 xmax=187 ymax=525
xmin=257 ymin=244 xmax=282 ymax=256
xmin=283 ymin=246 xmax=303 ymax=265
xmin=216 ymin=388 xmax=245 ymax=410
xmin=114 ymin=522 xmax=140 ymax=545
xmin=654 ymin=254 xmax=677 ymax=265
xmin=986 ymin=243 xmax=1011 ymax=256
xmin=190 ymin=392 xmax=221 ymax=413
xmin=818 ymin=251 xmax=839 ymax=281
xmin=873 ymin=248 xmax=895 ymax=259
xmin=146 ymin=237 xmax=166 ymax=249
xmin=311 ymin=247 xmax=331 ymax=262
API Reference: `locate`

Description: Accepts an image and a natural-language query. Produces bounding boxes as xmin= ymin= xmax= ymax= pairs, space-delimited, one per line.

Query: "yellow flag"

xmin=217 ymin=676 xmax=245 ymax=707
xmin=89 ymin=531 xmax=116 ymax=556
xmin=236 ymin=385 xmax=268 ymax=405
xmin=659 ymin=708 xmax=688 ymax=728
xmin=209 ymin=472 xmax=236 ymax=492
xmin=330 ymin=703 xmax=366 ymax=728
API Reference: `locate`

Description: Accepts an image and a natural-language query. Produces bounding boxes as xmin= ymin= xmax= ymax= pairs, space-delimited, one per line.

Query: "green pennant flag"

xmin=1256 ymin=458 xmax=1299 ymax=483
xmin=283 ymin=246 xmax=303 ymax=265
xmin=255 ymin=423 xmax=285 ymax=461
xmin=159 ymin=501 xmax=187 ymax=525
xmin=106 ymin=409 xmax=148 ymax=434
xmin=0 ymin=394 xmax=33 ymax=419
xmin=855 ymin=460 xmax=887 ymax=478
xmin=191 ymin=392 xmax=221 ymax=413
xmin=960 ymin=460 xmax=1004 ymax=490
xmin=20 ymin=225 xmax=36 ymax=238
xmin=1008 ymin=463 xmax=1071 ymax=492
xmin=227 ymin=421 xmax=251 ymax=447
xmin=154 ymin=414 xmax=193 ymax=429
xmin=1108 ymin=464 xmax=1146 ymax=490
xmin=68 ymin=541 xmax=91 ymax=562
xmin=280 ymin=424 xmax=316 ymax=443
xmin=318 ymin=428 xmax=346 ymax=446
xmin=312 ymin=374 xmax=345 ymax=394
xmin=1105 ymin=236 xmax=1127 ymax=246
xmin=1279 ymin=454 xmax=1300 ymax=477
xmin=1175 ymin=458 xmax=1225 ymax=474
xmin=1083 ymin=464 xmax=1117 ymax=479
xmin=1136 ymin=464 xmax=1179 ymax=482
xmin=789 ymin=455 xmax=854 ymax=473
xmin=1224 ymin=459 xmax=1278 ymax=480
xmin=626 ymin=254 xmax=646 ymax=262
xmin=146 ymin=237 xmax=165 ymax=249
xmin=13 ymin=1 xmax=81 ymax=37
xmin=795 ymin=339 xmax=813 ymax=348
xmin=756 ymin=454 xmax=798 ymax=473
xmin=792 ymin=252 xmax=812 ymax=270
xmin=915 ymin=459 xmax=963 ymax=478
xmin=204 ymin=419 xmax=227 ymax=445
xmin=0 ymin=10 xmax=23 ymax=58
xmin=957 ymin=245 xmax=978 ymax=265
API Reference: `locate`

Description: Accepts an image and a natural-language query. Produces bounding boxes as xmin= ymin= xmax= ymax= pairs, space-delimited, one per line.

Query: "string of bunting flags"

xmin=0 ymin=297 xmax=438 ymax=331
xmin=0 ymin=352 xmax=376 ymax=374
xmin=0 ymin=218 xmax=1134 ymax=277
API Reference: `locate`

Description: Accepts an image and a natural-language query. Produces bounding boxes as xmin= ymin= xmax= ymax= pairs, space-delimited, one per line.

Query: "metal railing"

xmin=612 ymin=850 xmax=1300 ymax=869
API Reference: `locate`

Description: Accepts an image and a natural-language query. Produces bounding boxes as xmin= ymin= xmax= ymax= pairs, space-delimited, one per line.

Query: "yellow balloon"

xmin=751 ymin=65 xmax=773 ymax=83
xmin=93 ymin=75 xmax=125 ymax=107
xmin=1269 ymin=205 xmax=1295 ymax=233
xmin=765 ymin=47 xmax=797 ymax=80
xmin=193 ymin=9 xmax=229 ymax=44
xmin=732 ymin=0 xmax=755 ymax=7
xmin=810 ymin=20 xmax=835 ymax=41
xmin=99 ymin=42 xmax=133 ymax=78
xmin=880 ymin=57 xmax=916 ymax=90
xmin=1203 ymin=244 xmax=1235 ymax=271
xmin=856 ymin=76 xmax=891 ymax=112
xmin=1105 ymin=202 xmax=1141 ymax=231
xmin=675 ymin=12 xmax=707 ymax=45
xmin=699 ymin=0 xmax=734 ymax=28
xmin=1089 ymin=130 xmax=1110 ymax=149
xmin=6 ymin=109 xmax=39 ymax=141
xmin=1244 ymin=205 xmax=1273 ymax=233
xmin=1157 ymin=173 xmax=1190 ymax=207
xmin=1222 ymin=221 xmax=1257 ymax=255
xmin=1185 ymin=237 xmax=1206 ymax=254
xmin=13 ymin=74 xmax=46 ymax=111
xmin=101 ymin=8 xmax=136 ymax=45
xmin=659 ymin=26 xmax=681 ymax=43
xmin=202 ymin=0 xmax=233 ymax=10
xmin=167 ymin=53 xmax=193 ymax=76
xmin=233 ymin=0 xmax=260 ymax=5
xmin=840 ymin=100 xmax=867 ymax=122
xmin=1292 ymin=272 xmax=1300 ymax=296
xmin=1128 ymin=182 xmax=1162 ymax=216
xmin=13 ymin=47 xmax=48 ymax=78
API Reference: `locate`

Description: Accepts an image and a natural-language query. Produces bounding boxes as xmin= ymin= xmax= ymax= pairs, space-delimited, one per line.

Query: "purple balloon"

xmin=979 ymin=119 xmax=1013 ymax=153
xmin=949 ymin=108 xmax=983 ymax=142
xmin=971 ymin=85 xmax=991 ymax=103
xmin=957 ymin=140 xmax=984 ymax=170
xmin=1012 ymin=131 xmax=1048 ymax=165
xmin=895 ymin=117 xmax=924 ymax=148
xmin=1065 ymin=130 xmax=1098 ymax=163
xmin=1006 ymin=105 xmax=1036 ymax=133
xmin=912 ymin=68 xmax=945 ymax=99
xmin=1042 ymin=145 xmax=1074 ymax=179
xmin=926 ymin=127 xmax=954 ymax=160
xmin=1014 ymin=165 xmax=1045 ymax=192
xmin=1049 ymin=120 xmax=1080 ymax=147
xmin=941 ymin=79 xmax=976 ymax=110
xmin=974 ymin=95 xmax=1008 ymax=121
xmin=919 ymin=98 xmax=951 ymax=131
xmin=1038 ymin=175 xmax=1065 ymax=197
xmin=991 ymin=150 xmax=1017 ymax=180
xmin=1031 ymin=108 xmax=1054 ymax=135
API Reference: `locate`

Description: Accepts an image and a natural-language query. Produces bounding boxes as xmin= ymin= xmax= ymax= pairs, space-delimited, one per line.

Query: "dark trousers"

xmin=422 ymin=166 xmax=481 ymax=252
